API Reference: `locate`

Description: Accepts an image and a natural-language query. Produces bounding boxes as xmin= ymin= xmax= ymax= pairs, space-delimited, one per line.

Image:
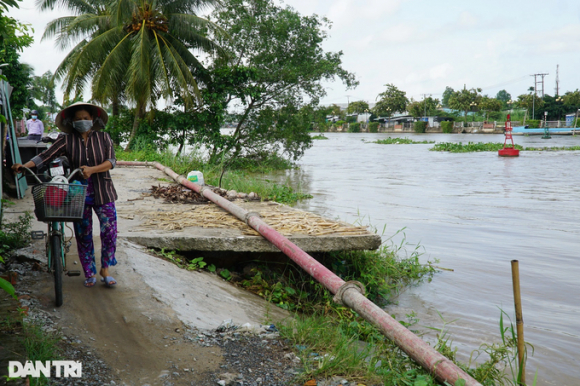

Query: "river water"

xmin=269 ymin=132 xmax=580 ymax=385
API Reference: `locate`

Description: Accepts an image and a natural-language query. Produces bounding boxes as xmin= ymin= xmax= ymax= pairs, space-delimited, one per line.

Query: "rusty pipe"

xmin=117 ymin=161 xmax=482 ymax=386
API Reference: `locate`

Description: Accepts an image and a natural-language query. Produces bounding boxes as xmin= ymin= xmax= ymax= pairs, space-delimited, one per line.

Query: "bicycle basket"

xmin=32 ymin=182 xmax=87 ymax=222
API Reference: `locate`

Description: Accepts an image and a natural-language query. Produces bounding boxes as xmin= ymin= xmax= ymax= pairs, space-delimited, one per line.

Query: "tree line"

xmin=342 ymin=84 xmax=580 ymax=124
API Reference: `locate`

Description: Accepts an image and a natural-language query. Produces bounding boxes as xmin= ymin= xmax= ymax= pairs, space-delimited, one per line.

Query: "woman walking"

xmin=13 ymin=102 xmax=119 ymax=288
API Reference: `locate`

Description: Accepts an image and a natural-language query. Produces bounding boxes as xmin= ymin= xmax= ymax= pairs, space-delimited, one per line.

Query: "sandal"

xmin=100 ymin=276 xmax=117 ymax=287
xmin=84 ymin=277 xmax=97 ymax=287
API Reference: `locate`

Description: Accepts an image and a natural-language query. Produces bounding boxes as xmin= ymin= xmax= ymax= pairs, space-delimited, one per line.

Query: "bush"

xmin=335 ymin=120 xmax=345 ymax=126
xmin=0 ymin=212 xmax=32 ymax=257
xmin=526 ymin=119 xmax=540 ymax=128
xmin=441 ymin=121 xmax=453 ymax=133
xmin=348 ymin=122 xmax=360 ymax=133
xmin=346 ymin=115 xmax=357 ymax=123
xmin=414 ymin=121 xmax=427 ymax=133
xmin=368 ymin=122 xmax=379 ymax=133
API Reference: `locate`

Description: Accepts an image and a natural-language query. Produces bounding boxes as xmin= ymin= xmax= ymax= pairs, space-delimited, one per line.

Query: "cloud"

xmin=429 ymin=63 xmax=453 ymax=80
xmin=326 ymin=0 xmax=403 ymax=25
xmin=520 ymin=24 xmax=580 ymax=54
xmin=458 ymin=11 xmax=478 ymax=27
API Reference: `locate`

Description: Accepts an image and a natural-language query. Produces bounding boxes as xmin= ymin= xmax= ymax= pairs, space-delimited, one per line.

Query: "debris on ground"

xmin=149 ymin=184 xmax=261 ymax=205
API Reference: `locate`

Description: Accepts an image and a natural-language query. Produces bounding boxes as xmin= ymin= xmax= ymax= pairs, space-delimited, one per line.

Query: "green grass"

xmin=116 ymin=148 xmax=311 ymax=205
xmin=212 ymin=173 xmax=312 ymax=204
xmin=240 ymin=233 xmax=437 ymax=314
xmin=278 ymin=314 xmax=440 ymax=385
xmin=431 ymin=142 xmax=580 ymax=153
xmin=374 ymin=137 xmax=435 ymax=145
xmin=311 ymin=134 xmax=329 ymax=140
xmin=23 ymin=322 xmax=62 ymax=386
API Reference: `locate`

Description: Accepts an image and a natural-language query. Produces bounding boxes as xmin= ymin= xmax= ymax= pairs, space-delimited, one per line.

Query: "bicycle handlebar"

xmin=66 ymin=168 xmax=84 ymax=182
xmin=19 ymin=166 xmax=85 ymax=184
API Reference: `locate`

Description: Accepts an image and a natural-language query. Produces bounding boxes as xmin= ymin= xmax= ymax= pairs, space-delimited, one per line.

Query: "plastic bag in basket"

xmin=45 ymin=186 xmax=67 ymax=208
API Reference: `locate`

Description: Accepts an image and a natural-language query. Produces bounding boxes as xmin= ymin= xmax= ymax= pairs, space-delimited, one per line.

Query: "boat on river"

xmin=512 ymin=126 xmax=577 ymax=135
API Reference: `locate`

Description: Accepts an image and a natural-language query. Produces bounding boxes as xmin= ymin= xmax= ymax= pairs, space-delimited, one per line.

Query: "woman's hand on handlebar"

xmin=11 ymin=163 xmax=23 ymax=174
xmin=80 ymin=165 xmax=94 ymax=179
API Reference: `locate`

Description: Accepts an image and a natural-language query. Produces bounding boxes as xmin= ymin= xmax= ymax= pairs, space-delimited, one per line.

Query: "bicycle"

xmin=19 ymin=160 xmax=86 ymax=307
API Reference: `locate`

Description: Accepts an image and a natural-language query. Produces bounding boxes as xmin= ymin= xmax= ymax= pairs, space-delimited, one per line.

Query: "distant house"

xmin=325 ymin=115 xmax=342 ymax=123
xmin=374 ymin=115 xmax=414 ymax=124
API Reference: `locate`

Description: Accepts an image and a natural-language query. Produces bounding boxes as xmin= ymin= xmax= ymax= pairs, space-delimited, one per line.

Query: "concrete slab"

xmin=120 ymin=240 xmax=290 ymax=330
xmin=113 ymin=166 xmax=382 ymax=253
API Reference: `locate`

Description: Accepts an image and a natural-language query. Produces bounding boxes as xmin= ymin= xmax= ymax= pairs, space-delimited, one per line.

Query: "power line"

xmin=479 ymin=75 xmax=529 ymax=92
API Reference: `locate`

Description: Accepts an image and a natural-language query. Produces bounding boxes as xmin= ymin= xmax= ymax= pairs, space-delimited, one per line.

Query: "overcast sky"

xmin=9 ymin=0 xmax=580 ymax=107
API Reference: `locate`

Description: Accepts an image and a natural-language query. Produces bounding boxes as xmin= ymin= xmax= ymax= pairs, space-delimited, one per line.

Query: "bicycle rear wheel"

xmin=51 ymin=234 xmax=63 ymax=307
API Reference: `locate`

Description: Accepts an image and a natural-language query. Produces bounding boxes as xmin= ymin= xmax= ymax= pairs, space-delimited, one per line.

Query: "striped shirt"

xmin=31 ymin=131 xmax=118 ymax=205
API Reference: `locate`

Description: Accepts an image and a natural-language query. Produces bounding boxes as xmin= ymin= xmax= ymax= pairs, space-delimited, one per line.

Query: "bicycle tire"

xmin=51 ymin=234 xmax=63 ymax=307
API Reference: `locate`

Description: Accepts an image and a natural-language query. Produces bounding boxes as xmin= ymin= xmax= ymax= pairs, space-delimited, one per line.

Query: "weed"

xmin=0 ymin=211 xmax=32 ymax=257
xmin=219 ymin=268 xmax=232 ymax=280
xmin=0 ymin=212 xmax=32 ymax=299
xmin=428 ymin=310 xmax=535 ymax=386
xmin=186 ymin=257 xmax=207 ymax=271
xmin=22 ymin=322 xmax=62 ymax=386
xmin=278 ymin=313 xmax=439 ymax=385
xmin=311 ymin=134 xmax=329 ymax=140
xmin=374 ymin=137 xmax=435 ymax=145
xmin=149 ymin=248 xmax=213 ymax=273
xmin=431 ymin=142 xmax=580 ymax=153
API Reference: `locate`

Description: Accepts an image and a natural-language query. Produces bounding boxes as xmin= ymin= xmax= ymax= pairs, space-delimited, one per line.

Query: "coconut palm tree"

xmin=40 ymin=0 xmax=225 ymax=149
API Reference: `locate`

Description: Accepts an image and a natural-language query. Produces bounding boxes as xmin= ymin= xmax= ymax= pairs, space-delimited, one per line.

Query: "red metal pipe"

xmin=117 ymin=161 xmax=481 ymax=386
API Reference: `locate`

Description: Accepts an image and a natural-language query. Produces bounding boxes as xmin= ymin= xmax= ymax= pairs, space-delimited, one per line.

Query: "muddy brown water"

xmin=267 ymin=132 xmax=580 ymax=385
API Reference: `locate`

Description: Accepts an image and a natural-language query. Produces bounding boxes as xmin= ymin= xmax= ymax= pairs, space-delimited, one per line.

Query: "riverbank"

xmin=2 ymin=165 xmax=444 ymax=385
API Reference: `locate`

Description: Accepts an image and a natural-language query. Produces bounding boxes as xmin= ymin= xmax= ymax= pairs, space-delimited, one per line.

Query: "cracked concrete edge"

xmin=118 ymin=240 xmax=291 ymax=331
xmin=120 ymin=233 xmax=382 ymax=253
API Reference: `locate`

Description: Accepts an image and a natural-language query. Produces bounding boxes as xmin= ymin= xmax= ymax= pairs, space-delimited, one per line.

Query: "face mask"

xmin=72 ymin=120 xmax=93 ymax=133
xmin=31 ymin=115 xmax=37 ymax=120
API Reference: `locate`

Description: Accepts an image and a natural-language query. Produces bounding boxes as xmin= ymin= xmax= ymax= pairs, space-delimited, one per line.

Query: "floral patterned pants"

xmin=74 ymin=179 xmax=117 ymax=278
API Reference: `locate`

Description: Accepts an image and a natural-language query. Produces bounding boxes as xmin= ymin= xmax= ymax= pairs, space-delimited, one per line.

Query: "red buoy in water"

xmin=498 ymin=114 xmax=520 ymax=157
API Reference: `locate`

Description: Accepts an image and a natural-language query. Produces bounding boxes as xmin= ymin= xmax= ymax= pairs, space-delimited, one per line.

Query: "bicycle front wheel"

xmin=51 ymin=234 xmax=63 ymax=307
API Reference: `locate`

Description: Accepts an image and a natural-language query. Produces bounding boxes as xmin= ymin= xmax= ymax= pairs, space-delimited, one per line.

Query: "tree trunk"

xmin=177 ymin=126 xmax=187 ymax=155
xmin=112 ymin=96 xmax=119 ymax=117
xmin=125 ymin=104 xmax=145 ymax=151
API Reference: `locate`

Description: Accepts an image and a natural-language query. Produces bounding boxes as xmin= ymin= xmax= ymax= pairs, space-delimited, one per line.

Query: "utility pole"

xmin=531 ymin=73 xmax=549 ymax=98
xmin=555 ymin=65 xmax=559 ymax=96
xmin=421 ymin=93 xmax=431 ymax=119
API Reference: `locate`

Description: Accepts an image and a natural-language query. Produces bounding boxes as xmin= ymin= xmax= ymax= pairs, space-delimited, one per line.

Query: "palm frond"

xmin=124 ymin=22 xmax=153 ymax=105
xmin=158 ymin=33 xmax=201 ymax=106
xmin=92 ymin=29 xmax=133 ymax=101
xmin=36 ymin=0 xmax=104 ymax=15
xmin=161 ymin=0 xmax=222 ymax=15
xmin=167 ymin=13 xmax=228 ymax=53
xmin=42 ymin=16 xmax=75 ymax=42
xmin=152 ymin=30 xmax=172 ymax=99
